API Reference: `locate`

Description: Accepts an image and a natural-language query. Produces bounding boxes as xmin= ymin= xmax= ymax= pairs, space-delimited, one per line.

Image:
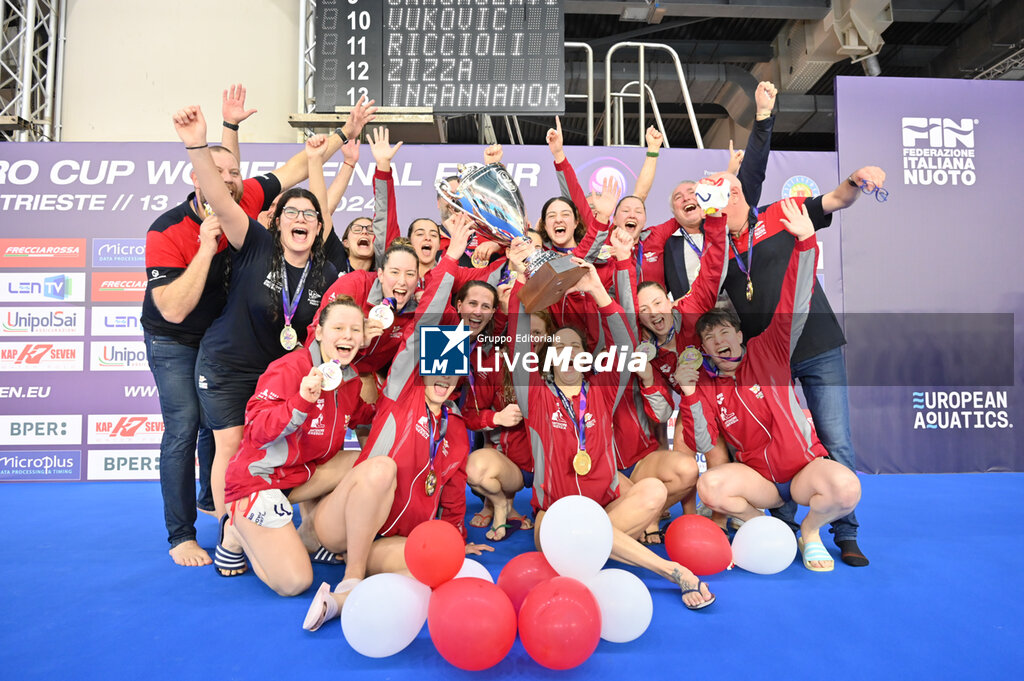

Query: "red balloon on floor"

xmin=664 ymin=515 xmax=732 ymax=576
xmin=404 ymin=519 xmax=465 ymax=588
xmin=518 ymin=576 xmax=601 ymax=670
xmin=496 ymin=551 xmax=559 ymax=612
xmin=427 ymin=577 xmax=517 ymax=671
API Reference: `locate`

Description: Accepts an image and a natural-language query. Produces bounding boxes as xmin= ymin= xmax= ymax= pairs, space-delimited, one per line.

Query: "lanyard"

xmin=634 ymin=240 xmax=644 ymax=282
xmin=426 ymin=405 xmax=449 ymax=472
xmin=553 ymin=382 xmax=588 ymax=451
xmin=654 ymin=319 xmax=676 ymax=350
xmin=680 ymin=229 xmax=704 ymax=258
xmin=280 ymin=260 xmax=312 ymax=327
xmin=728 ymin=222 xmax=755 ymax=299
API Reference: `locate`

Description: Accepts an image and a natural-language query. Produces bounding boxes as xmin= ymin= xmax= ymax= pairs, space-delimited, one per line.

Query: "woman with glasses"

xmin=172 ymin=106 xmax=339 ymax=521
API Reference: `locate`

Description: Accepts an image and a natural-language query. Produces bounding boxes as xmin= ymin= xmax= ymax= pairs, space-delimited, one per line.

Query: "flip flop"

xmin=485 ymin=523 xmax=515 ymax=542
xmin=469 ymin=508 xmax=494 ymax=528
xmin=837 ymin=539 xmax=869 ymax=567
xmin=310 ymin=546 xmax=346 ymax=566
xmin=680 ymin=580 xmax=716 ymax=611
xmin=640 ymin=527 xmax=666 ymax=545
xmin=213 ymin=514 xmax=247 ymax=578
xmin=798 ymin=537 xmax=835 ymax=572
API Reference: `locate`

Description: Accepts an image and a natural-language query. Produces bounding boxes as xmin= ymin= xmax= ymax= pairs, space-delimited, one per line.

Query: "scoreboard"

xmin=314 ymin=0 xmax=565 ymax=114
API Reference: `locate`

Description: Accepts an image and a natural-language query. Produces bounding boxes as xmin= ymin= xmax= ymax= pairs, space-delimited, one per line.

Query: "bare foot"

xmin=799 ymin=530 xmax=834 ymax=571
xmin=197 ymin=506 xmax=218 ymax=519
xmin=215 ymin=521 xmax=247 ymax=577
xmin=469 ymin=503 xmax=494 ymax=528
xmin=169 ymin=540 xmax=212 ymax=567
xmin=508 ymin=508 xmax=533 ymax=530
xmin=669 ymin=564 xmax=715 ymax=609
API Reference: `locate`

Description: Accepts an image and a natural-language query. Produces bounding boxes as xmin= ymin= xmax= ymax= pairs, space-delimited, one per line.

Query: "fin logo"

xmin=901 ymin=118 xmax=975 ymax=149
xmin=418 ymin=323 xmax=471 ymax=376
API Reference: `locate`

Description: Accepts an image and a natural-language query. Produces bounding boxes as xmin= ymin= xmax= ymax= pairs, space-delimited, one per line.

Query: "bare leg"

xmin=466 ymin=447 xmax=527 ymax=541
xmin=631 ymin=448 xmax=698 ymax=541
xmin=290 ymin=451 xmax=359 ymax=554
xmin=697 ymin=462 xmax=784 ymax=522
xmin=704 ymin=437 xmax=731 ymax=529
xmin=790 ymin=458 xmax=862 ymax=569
xmin=673 ymin=422 xmax=699 ymax=515
xmin=211 ymin=425 xmax=243 ymax=518
xmin=228 ymin=499 xmax=313 ymax=597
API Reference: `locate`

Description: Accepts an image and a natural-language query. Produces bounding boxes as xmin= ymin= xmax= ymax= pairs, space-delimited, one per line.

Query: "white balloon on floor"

xmin=730 ymin=515 xmax=797 ymax=575
xmin=583 ymin=568 xmax=653 ymax=643
xmin=454 ymin=558 xmax=493 ymax=583
xmin=538 ymin=495 xmax=613 ymax=581
xmin=341 ymin=573 xmax=431 ymax=657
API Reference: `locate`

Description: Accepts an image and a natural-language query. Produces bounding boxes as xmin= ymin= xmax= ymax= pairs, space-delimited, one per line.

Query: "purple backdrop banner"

xmin=836 ymin=76 xmax=1023 ymax=473
xmin=0 ymin=141 xmax=838 ymax=481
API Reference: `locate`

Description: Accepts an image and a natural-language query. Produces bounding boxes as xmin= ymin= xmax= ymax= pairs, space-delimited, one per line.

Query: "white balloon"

xmin=454 ymin=558 xmax=493 ymax=583
xmin=341 ymin=573 xmax=431 ymax=657
xmin=583 ymin=569 xmax=652 ymax=643
xmin=730 ymin=515 xmax=797 ymax=575
xmin=538 ymin=495 xmax=613 ymax=581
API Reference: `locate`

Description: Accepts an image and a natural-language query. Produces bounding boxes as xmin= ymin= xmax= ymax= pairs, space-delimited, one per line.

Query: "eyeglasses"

xmin=281 ymin=207 xmax=318 ymax=221
xmin=348 ymin=223 xmax=373 ymax=235
xmin=858 ymin=180 xmax=889 ymax=203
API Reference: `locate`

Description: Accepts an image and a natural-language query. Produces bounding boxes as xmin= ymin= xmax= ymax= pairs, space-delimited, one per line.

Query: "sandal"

xmin=485 ymin=523 xmax=515 ymax=542
xmin=213 ymin=514 xmax=247 ymax=578
xmin=680 ymin=580 xmax=716 ymax=611
xmin=798 ymin=537 xmax=834 ymax=572
xmin=469 ymin=508 xmax=494 ymax=528
xmin=302 ymin=578 xmax=360 ymax=632
xmin=640 ymin=527 xmax=665 ymax=546
xmin=310 ymin=546 xmax=346 ymax=566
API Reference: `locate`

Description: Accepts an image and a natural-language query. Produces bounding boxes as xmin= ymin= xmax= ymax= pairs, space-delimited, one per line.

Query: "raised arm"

xmin=755 ymin=198 xmax=819 ymax=365
xmin=380 ymin=215 xmax=473 ymax=402
xmin=632 ymin=126 xmax=664 ymax=203
xmin=220 ymin=83 xmax=257 ymax=161
xmin=325 ymin=139 xmax=360 ymax=215
xmin=507 ymin=239 xmax=538 ymax=418
xmin=305 ymin=134 xmax=333 ymax=237
xmin=820 ymin=166 xmax=887 ymax=215
xmin=367 ymin=126 xmax=403 ymax=265
xmin=676 ymin=212 xmax=728 ymax=324
xmin=548 ymin=116 xmax=600 ymax=229
xmin=734 ymin=81 xmax=777 ymax=209
xmin=173 ymin=105 xmax=249 ymax=249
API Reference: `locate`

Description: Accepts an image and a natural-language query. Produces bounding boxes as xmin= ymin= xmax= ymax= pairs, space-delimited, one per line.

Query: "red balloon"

xmin=404 ymin=519 xmax=465 ymax=588
xmin=664 ymin=515 xmax=732 ymax=576
xmin=428 ymin=577 xmax=517 ymax=671
xmin=496 ymin=551 xmax=559 ymax=613
xmin=518 ymin=577 xmax=601 ymax=670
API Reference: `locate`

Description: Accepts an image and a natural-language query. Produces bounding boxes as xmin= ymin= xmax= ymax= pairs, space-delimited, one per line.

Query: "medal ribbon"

xmin=553 ymin=382 xmax=588 ymax=453
xmin=635 ymin=240 xmax=644 ymax=282
xmin=426 ymin=405 xmax=449 ymax=474
xmin=728 ymin=221 xmax=754 ymax=294
xmin=381 ymin=296 xmax=396 ymax=310
xmin=680 ymin=230 xmax=704 ymax=258
xmin=280 ymin=260 xmax=312 ymax=329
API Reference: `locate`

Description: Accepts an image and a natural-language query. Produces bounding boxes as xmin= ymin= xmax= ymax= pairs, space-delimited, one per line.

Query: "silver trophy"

xmin=437 ymin=163 xmax=586 ymax=312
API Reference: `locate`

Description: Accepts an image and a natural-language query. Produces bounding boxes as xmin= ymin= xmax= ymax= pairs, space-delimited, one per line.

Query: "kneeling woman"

xmin=216 ymin=296 xmax=371 ymax=588
xmin=507 ymin=249 xmax=715 ymax=610
xmin=302 ymin=216 xmax=491 ymax=631
xmin=677 ymin=201 xmax=861 ymax=572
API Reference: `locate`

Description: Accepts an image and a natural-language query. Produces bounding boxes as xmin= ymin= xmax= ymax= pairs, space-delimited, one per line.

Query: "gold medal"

xmin=572 ymin=449 xmax=592 ymax=476
xmin=279 ymin=324 xmax=298 ymax=350
xmin=745 ymin=280 xmax=754 ymax=301
xmin=424 ymin=470 xmax=437 ymax=496
xmin=681 ymin=346 xmax=703 ymax=369
xmin=470 ymin=251 xmax=488 ymax=268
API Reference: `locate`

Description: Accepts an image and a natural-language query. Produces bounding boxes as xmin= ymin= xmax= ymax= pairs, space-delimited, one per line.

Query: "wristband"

xmin=222 ymin=121 xmax=239 ymax=131
xmin=335 ymin=127 xmax=348 ymax=143
xmin=646 ymin=151 xmax=659 ymax=158
xmin=343 ymin=161 xmax=355 ymax=169
xmin=847 ymin=177 xmax=859 ymax=188
xmin=185 ymin=143 xmax=208 ymax=150
xmin=755 ymin=112 xmax=772 ymax=121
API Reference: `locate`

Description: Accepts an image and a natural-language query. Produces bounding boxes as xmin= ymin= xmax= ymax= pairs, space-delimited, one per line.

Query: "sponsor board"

xmin=89 ymin=341 xmax=148 ymax=371
xmin=87 ymin=414 xmax=164 ymax=445
xmin=0 ymin=306 xmax=85 ymax=336
xmin=0 ymin=341 xmax=84 ymax=371
xmin=91 ymin=272 xmax=147 ymax=302
xmin=0 ymin=414 xmax=82 ymax=445
xmin=0 ymin=450 xmax=81 ymax=482
xmin=0 ymin=238 xmax=86 ymax=268
xmin=92 ymin=238 xmax=146 ymax=268
xmin=901 ymin=116 xmax=977 ymax=186
xmin=87 ymin=449 xmax=191 ymax=481
xmin=0 ymin=385 xmax=52 ymax=399
xmin=90 ymin=306 xmax=143 ymax=337
xmin=0 ymin=272 xmax=85 ymax=302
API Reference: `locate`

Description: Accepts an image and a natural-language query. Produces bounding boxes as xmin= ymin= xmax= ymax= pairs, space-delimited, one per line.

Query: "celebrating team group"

xmin=142 ymin=82 xmax=884 ymax=625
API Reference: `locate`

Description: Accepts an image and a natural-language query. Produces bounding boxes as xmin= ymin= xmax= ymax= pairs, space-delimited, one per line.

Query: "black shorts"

xmin=195 ymin=348 xmax=263 ymax=430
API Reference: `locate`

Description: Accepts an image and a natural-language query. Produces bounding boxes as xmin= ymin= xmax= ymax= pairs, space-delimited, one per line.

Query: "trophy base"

xmin=519 ymin=254 xmax=588 ymax=313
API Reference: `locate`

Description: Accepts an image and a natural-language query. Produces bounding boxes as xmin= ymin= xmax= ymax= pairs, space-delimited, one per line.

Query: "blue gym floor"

xmin=2 ymin=473 xmax=1022 ymax=680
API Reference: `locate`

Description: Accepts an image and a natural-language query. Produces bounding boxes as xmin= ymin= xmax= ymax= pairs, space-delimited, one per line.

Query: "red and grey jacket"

xmin=224 ymin=340 xmax=371 ymax=503
xmin=644 ymin=214 xmax=729 ymax=393
xmin=509 ymin=278 xmax=635 ymax=511
xmin=678 ymin=234 xmax=827 ymax=483
xmin=355 ymin=258 xmax=469 ymax=538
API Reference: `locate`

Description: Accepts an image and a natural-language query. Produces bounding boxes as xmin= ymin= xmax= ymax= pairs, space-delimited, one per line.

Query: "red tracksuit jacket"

xmin=224 ymin=340 xmax=372 ymax=503
xmin=355 ymin=257 xmax=469 ymax=538
xmin=678 ymin=235 xmax=827 ymax=483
